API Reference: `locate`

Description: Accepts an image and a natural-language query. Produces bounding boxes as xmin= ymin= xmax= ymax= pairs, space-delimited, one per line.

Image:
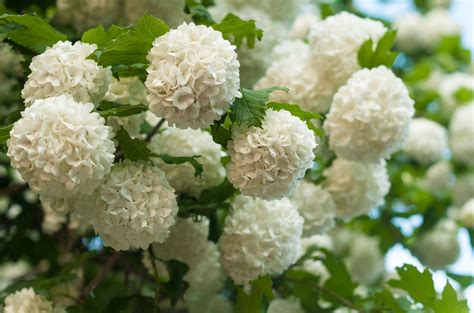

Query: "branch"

xmin=315 ymin=285 xmax=366 ymax=312
xmin=82 ymin=251 xmax=120 ymax=298
xmin=0 ymin=183 xmax=28 ymax=196
xmin=145 ymin=118 xmax=165 ymax=142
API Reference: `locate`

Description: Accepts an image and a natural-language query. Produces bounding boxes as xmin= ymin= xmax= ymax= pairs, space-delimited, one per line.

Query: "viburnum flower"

xmin=123 ymin=0 xmax=189 ymax=28
xmin=439 ymin=73 xmax=474 ymax=111
xmin=292 ymin=12 xmax=321 ymax=40
xmin=22 ymin=41 xmax=112 ymax=107
xmin=455 ymin=199 xmax=474 ymax=228
xmin=452 ymin=173 xmax=474 ymax=207
xmin=226 ymin=109 xmax=317 ymax=200
xmin=290 ymin=180 xmax=336 ymax=236
xmin=299 ymin=234 xmax=333 ymax=285
xmin=394 ymin=13 xmax=425 ymax=53
xmin=3 ymin=288 xmax=53 ymax=313
xmin=308 ymin=12 xmax=387 ymax=103
xmin=145 ymin=22 xmax=241 ymax=129
xmin=91 ymin=161 xmax=178 ymax=251
xmin=324 ymin=66 xmax=414 ymax=162
xmin=0 ymin=42 xmax=23 ymax=105
xmin=324 ymin=158 xmax=390 ymax=220
xmin=420 ymin=161 xmax=454 ymax=193
xmin=449 ymin=103 xmax=474 ymax=166
xmin=217 ymin=0 xmax=304 ymax=21
xmin=345 ymin=234 xmax=384 ymax=285
xmin=402 ymin=118 xmax=448 ymax=165
xmin=415 ymin=219 xmax=460 ymax=269
xmin=218 ymin=195 xmax=303 ymax=285
xmin=149 ymin=127 xmax=225 ymax=197
xmin=268 ymin=299 xmax=305 ymax=313
xmin=103 ymin=77 xmax=147 ymax=138
xmin=7 ymin=95 xmax=115 ymax=199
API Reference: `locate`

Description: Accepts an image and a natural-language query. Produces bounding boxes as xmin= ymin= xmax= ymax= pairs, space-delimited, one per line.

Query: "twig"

xmin=145 ymin=118 xmax=166 ymax=142
xmin=0 ymin=183 xmax=28 ymax=196
xmin=315 ymin=284 xmax=366 ymax=312
xmin=83 ymin=252 xmax=120 ymax=298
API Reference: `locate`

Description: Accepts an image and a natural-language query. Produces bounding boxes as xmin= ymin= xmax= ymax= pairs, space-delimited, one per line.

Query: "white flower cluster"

xmin=149 ymin=127 xmax=225 ymax=197
xmin=3 ymin=288 xmax=53 ymax=313
xmin=395 ymin=9 xmax=459 ymax=52
xmin=22 ymin=41 xmax=112 ymax=107
xmin=324 ymin=159 xmax=390 ymax=220
xmin=299 ymin=234 xmax=333 ymax=285
xmin=420 ymin=161 xmax=453 ymax=193
xmin=227 ymin=109 xmax=317 ymax=200
xmin=402 ymin=118 xmax=448 ymax=164
xmin=145 ymin=22 xmax=241 ymax=129
xmin=324 ymin=66 xmax=415 ymax=162
xmin=415 ymin=219 xmax=460 ymax=269
xmin=218 ymin=0 xmax=305 ymax=21
xmin=123 ymin=0 xmax=189 ymax=28
xmin=90 ymin=161 xmax=178 ymax=250
xmin=455 ymin=199 xmax=474 ymax=228
xmin=439 ymin=73 xmax=474 ymax=111
xmin=345 ymin=234 xmax=384 ymax=285
xmin=291 ymin=12 xmax=321 ymax=40
xmin=7 ymin=95 xmax=115 ymax=200
xmin=308 ymin=12 xmax=387 ymax=105
xmin=219 ymin=195 xmax=303 ymax=285
xmin=268 ymin=299 xmax=305 ymax=313
xmin=453 ymin=173 xmax=474 ymax=207
xmin=291 ymin=180 xmax=336 ymax=236
xmin=0 ymin=42 xmax=23 ymax=106
xmin=449 ymin=103 xmax=474 ymax=166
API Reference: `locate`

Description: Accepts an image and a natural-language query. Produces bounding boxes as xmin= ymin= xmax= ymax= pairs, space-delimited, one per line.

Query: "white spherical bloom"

xmin=123 ymin=0 xmax=189 ymax=28
xmin=324 ymin=159 xmax=390 ymax=220
xmin=0 ymin=261 xmax=31 ymax=290
xmin=91 ymin=161 xmax=178 ymax=251
xmin=453 ymin=173 xmax=474 ymax=207
xmin=268 ymin=299 xmax=305 ymax=313
xmin=149 ymin=127 xmax=225 ymax=197
xmin=457 ymin=199 xmax=474 ymax=228
xmin=219 ymin=195 xmax=303 ymax=285
xmin=394 ymin=13 xmax=425 ymax=53
xmin=402 ymin=118 xmax=448 ymax=164
xmin=55 ymin=0 xmax=120 ymax=33
xmin=324 ymin=66 xmax=414 ymax=162
xmin=420 ymin=161 xmax=454 ymax=193
xmin=308 ymin=12 xmax=387 ymax=102
xmin=292 ymin=12 xmax=320 ymax=40
xmin=0 ymin=42 xmax=23 ymax=105
xmin=145 ymin=22 xmax=241 ymax=129
xmin=439 ymin=73 xmax=474 ymax=111
xmin=227 ymin=109 xmax=317 ymax=200
xmin=299 ymin=234 xmax=333 ymax=285
xmin=415 ymin=219 xmax=460 ymax=269
xmin=217 ymin=0 xmax=304 ymax=21
xmin=7 ymin=95 xmax=115 ymax=199
xmin=423 ymin=9 xmax=459 ymax=49
xmin=291 ymin=180 xmax=336 ymax=236
xmin=103 ymin=77 xmax=147 ymax=138
xmin=345 ymin=234 xmax=384 ymax=285
xmin=449 ymin=103 xmax=474 ymax=166
xmin=41 ymin=204 xmax=67 ymax=235
xmin=4 ymin=288 xmax=53 ymax=313
xmin=22 ymin=41 xmax=112 ymax=107
xmin=301 ymin=234 xmax=334 ymax=253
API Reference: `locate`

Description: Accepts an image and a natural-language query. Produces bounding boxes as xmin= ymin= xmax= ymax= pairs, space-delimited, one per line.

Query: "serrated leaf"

xmin=0 ymin=14 xmax=67 ymax=53
xmin=321 ymin=250 xmax=357 ymax=301
xmin=0 ymin=124 xmax=13 ymax=145
xmin=212 ymin=13 xmax=263 ymax=49
xmin=99 ymin=15 xmax=169 ymax=66
xmin=235 ymin=275 xmax=273 ymax=313
xmin=97 ymin=103 xmax=147 ymax=118
xmin=115 ymin=128 xmax=152 ymax=161
xmin=374 ymin=289 xmax=406 ymax=313
xmin=357 ymin=30 xmax=399 ymax=69
xmin=81 ymin=24 xmax=128 ymax=49
xmin=267 ymin=102 xmax=323 ymax=138
xmin=154 ymin=154 xmax=203 ymax=177
xmin=184 ymin=0 xmax=215 ymax=26
xmin=432 ymin=282 xmax=469 ymax=313
xmin=230 ymin=87 xmax=288 ymax=128
xmin=389 ymin=264 xmax=437 ymax=307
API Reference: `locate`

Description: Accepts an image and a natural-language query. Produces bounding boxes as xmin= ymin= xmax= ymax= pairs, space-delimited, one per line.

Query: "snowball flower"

xmin=291 ymin=180 xmax=336 ymax=235
xmin=292 ymin=12 xmax=321 ymax=40
xmin=415 ymin=219 xmax=460 ymax=269
xmin=7 ymin=95 xmax=115 ymax=199
xmin=449 ymin=103 xmax=474 ymax=166
xmin=402 ymin=118 xmax=448 ymax=164
xmin=4 ymin=288 xmax=53 ymax=313
xmin=452 ymin=173 xmax=474 ymax=207
xmin=123 ymin=0 xmax=189 ymax=28
xmin=268 ymin=299 xmax=305 ymax=313
xmin=227 ymin=109 xmax=317 ymax=200
xmin=345 ymin=234 xmax=384 ymax=285
xmin=439 ymin=73 xmax=474 ymax=111
xmin=324 ymin=159 xmax=390 ymax=220
xmin=394 ymin=13 xmax=425 ymax=53
xmin=324 ymin=66 xmax=414 ymax=162
xmin=218 ymin=0 xmax=304 ymax=21
xmin=22 ymin=41 xmax=112 ymax=107
xmin=0 ymin=42 xmax=23 ymax=105
xmin=56 ymin=0 xmax=120 ymax=32
xmin=219 ymin=195 xmax=303 ymax=285
xmin=457 ymin=199 xmax=474 ymax=228
xmin=145 ymin=22 xmax=241 ymax=129
xmin=91 ymin=161 xmax=178 ymax=250
xmin=308 ymin=12 xmax=387 ymax=102
xmin=149 ymin=127 xmax=225 ymax=197
xmin=420 ymin=161 xmax=453 ymax=193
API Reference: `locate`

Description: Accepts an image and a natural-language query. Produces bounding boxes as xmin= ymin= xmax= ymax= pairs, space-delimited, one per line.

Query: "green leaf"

xmin=0 ymin=14 xmax=67 ymax=53
xmin=99 ymin=15 xmax=169 ymax=66
xmin=115 ymin=128 xmax=152 ymax=161
xmin=432 ymin=282 xmax=469 ymax=313
xmin=212 ymin=13 xmax=263 ymax=49
xmin=230 ymin=87 xmax=288 ymax=128
xmin=453 ymin=87 xmax=474 ymax=104
xmin=184 ymin=0 xmax=215 ymax=26
xmin=97 ymin=103 xmax=147 ymax=118
xmin=81 ymin=24 xmax=128 ymax=49
xmin=199 ymin=178 xmax=236 ymax=204
xmin=0 ymin=124 xmax=13 ymax=145
xmin=389 ymin=264 xmax=437 ymax=307
xmin=321 ymin=250 xmax=357 ymax=301
xmin=357 ymin=30 xmax=399 ymax=69
xmin=267 ymin=102 xmax=324 ymax=138
xmin=446 ymin=272 xmax=474 ymax=289
xmin=161 ymin=260 xmax=189 ymax=306
xmin=235 ymin=275 xmax=273 ymax=313
xmin=154 ymin=154 xmax=203 ymax=177
xmin=374 ymin=289 xmax=406 ymax=313
xmin=103 ymin=295 xmax=155 ymax=313
xmin=357 ymin=38 xmax=374 ymax=68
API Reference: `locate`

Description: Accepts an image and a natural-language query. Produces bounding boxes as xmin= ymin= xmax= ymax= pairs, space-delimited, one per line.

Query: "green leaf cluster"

xmin=358 ymin=30 xmax=399 ymax=69
xmin=212 ymin=13 xmax=263 ymax=49
xmin=235 ymin=275 xmax=273 ymax=313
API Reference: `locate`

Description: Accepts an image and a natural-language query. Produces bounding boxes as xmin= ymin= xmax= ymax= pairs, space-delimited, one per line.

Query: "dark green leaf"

xmin=322 ymin=250 xmax=358 ymax=301
xmin=199 ymin=178 xmax=236 ymax=204
xmin=115 ymin=128 xmax=152 ymax=161
xmin=446 ymin=272 xmax=474 ymax=289
xmin=0 ymin=124 xmax=13 ymax=145
xmin=267 ymin=102 xmax=324 ymax=138
xmin=357 ymin=30 xmax=399 ymax=69
xmin=161 ymin=260 xmax=189 ymax=306
xmin=0 ymin=14 xmax=67 ymax=53
xmin=432 ymin=282 xmax=469 ymax=313
xmin=154 ymin=154 xmax=203 ymax=177
xmin=103 ymin=295 xmax=155 ymax=313
xmin=235 ymin=275 xmax=273 ymax=313
xmin=97 ymin=103 xmax=147 ymax=118
xmin=212 ymin=13 xmax=263 ymax=49
xmin=389 ymin=264 xmax=437 ymax=307
xmin=230 ymin=87 xmax=288 ymax=127
xmin=374 ymin=289 xmax=406 ymax=313
xmin=184 ymin=0 xmax=215 ymax=26
xmin=81 ymin=24 xmax=128 ymax=49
